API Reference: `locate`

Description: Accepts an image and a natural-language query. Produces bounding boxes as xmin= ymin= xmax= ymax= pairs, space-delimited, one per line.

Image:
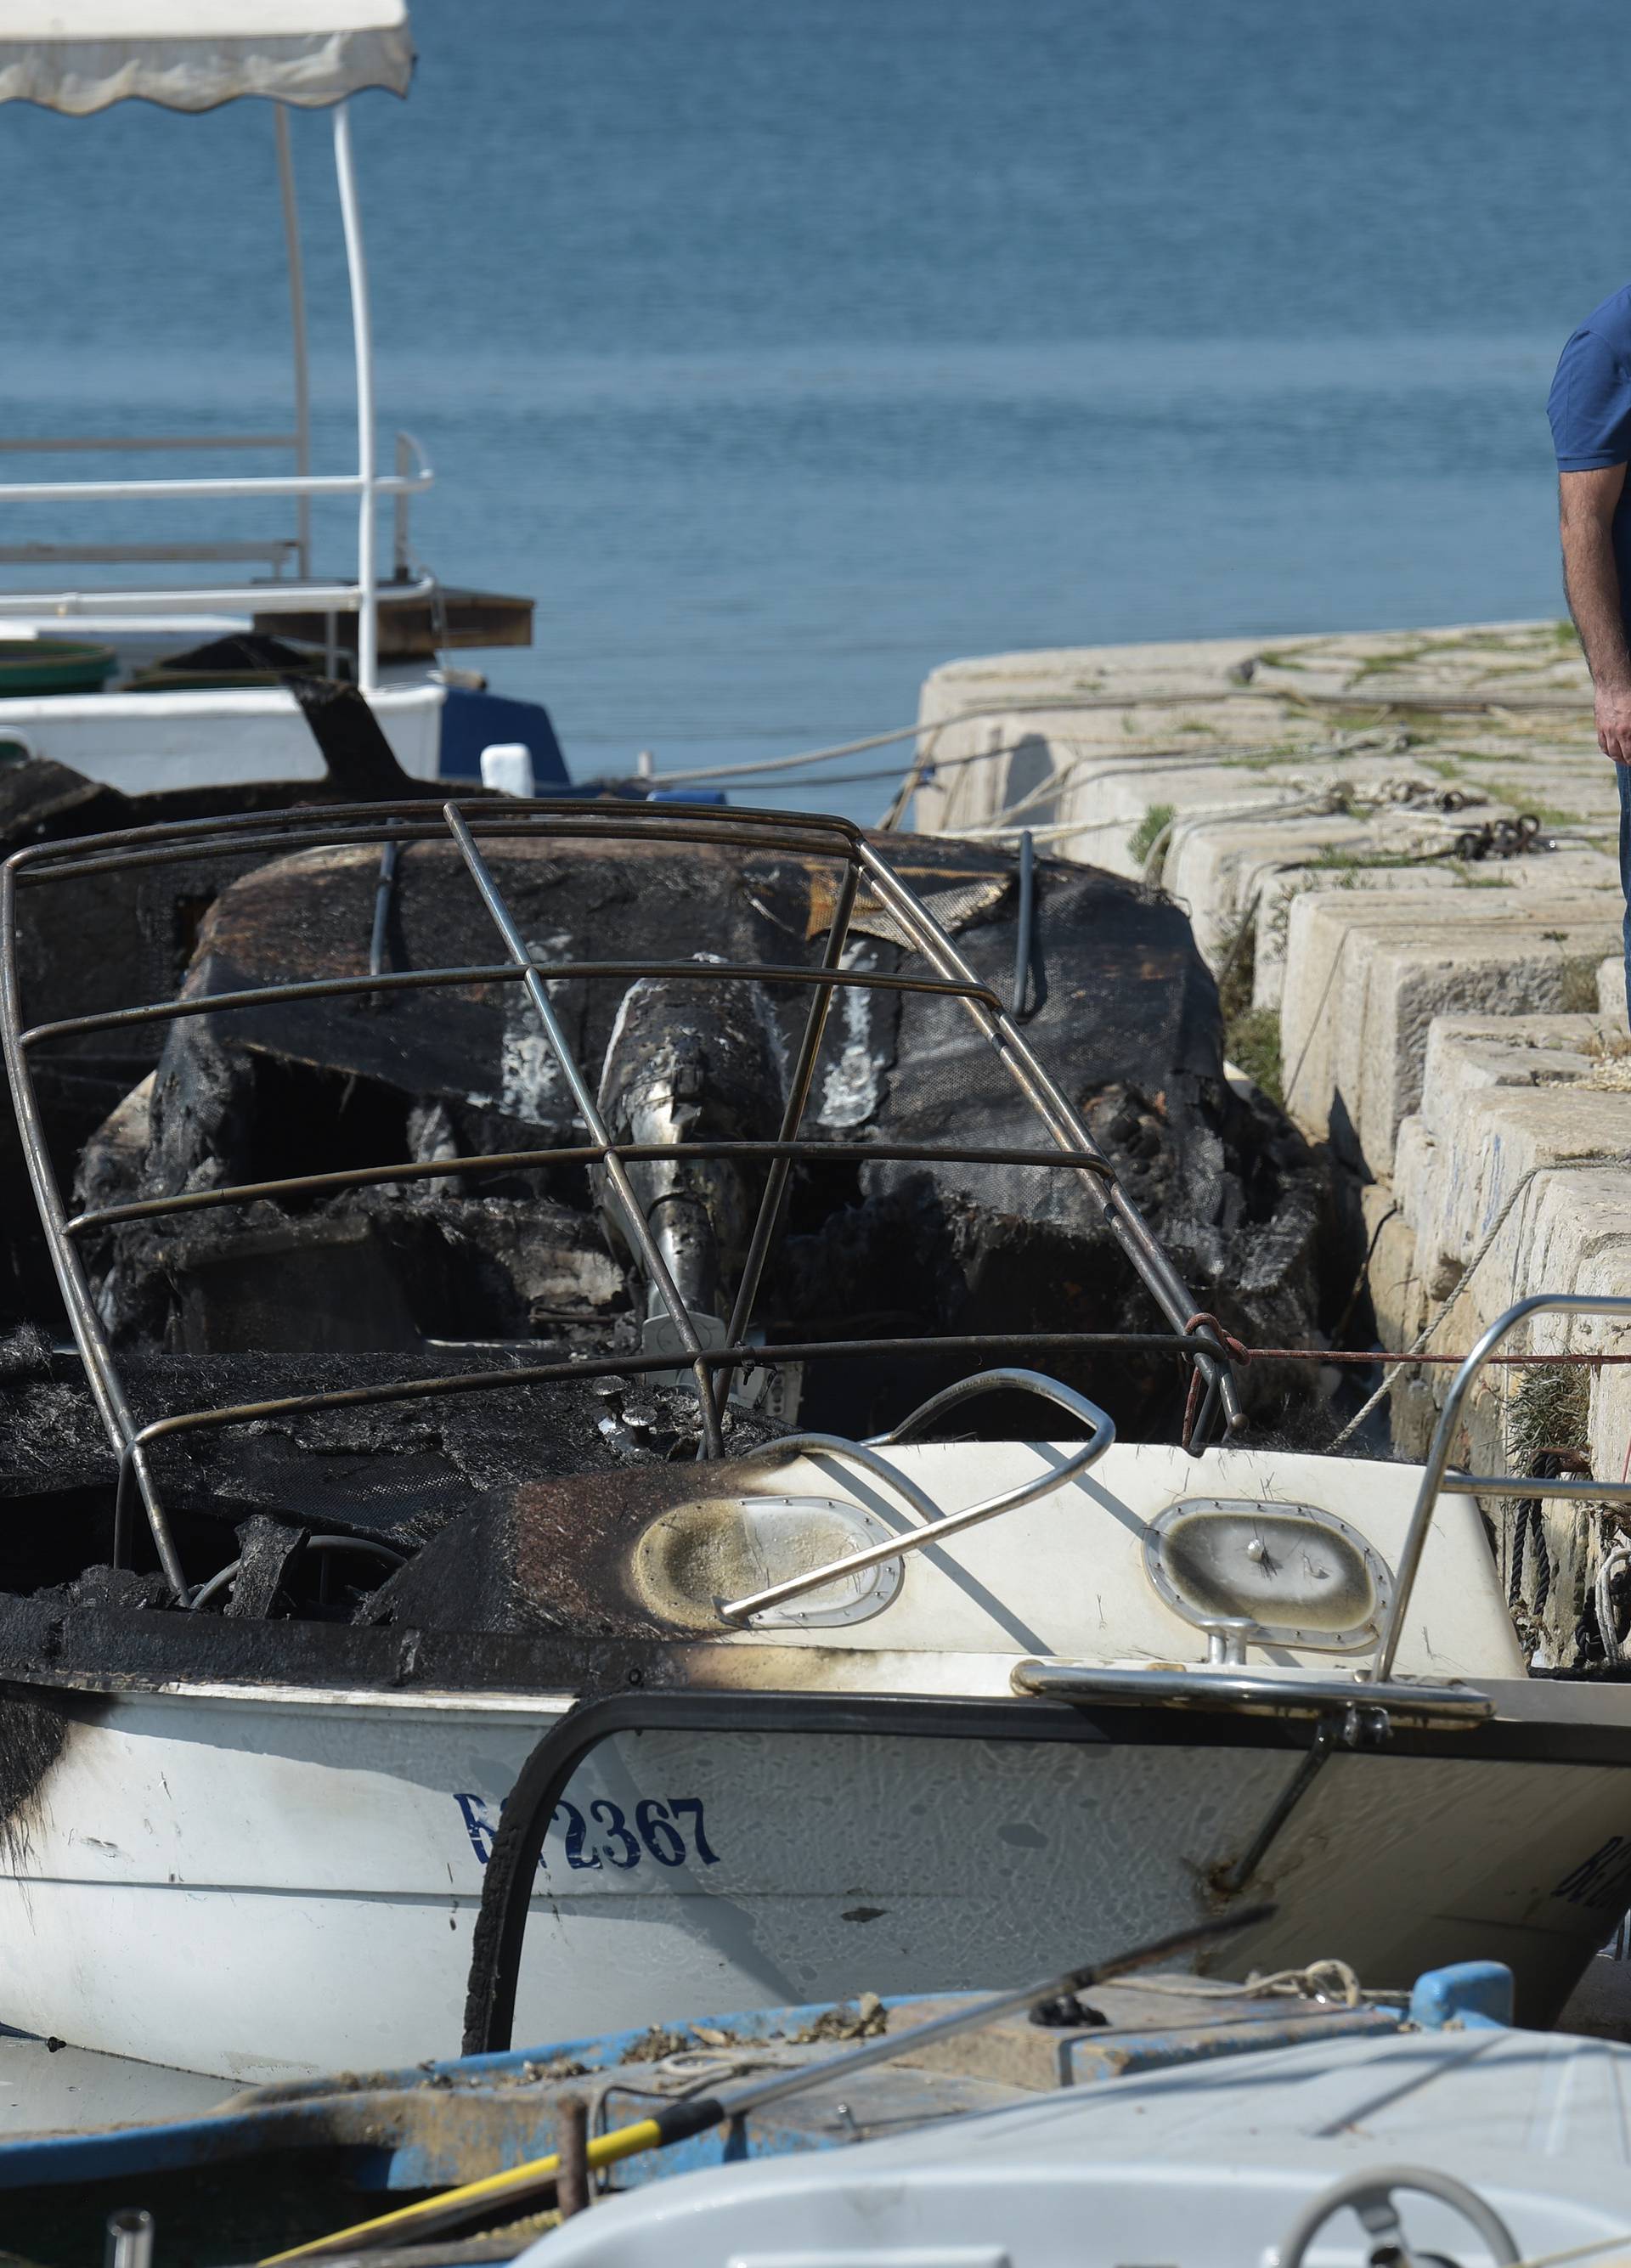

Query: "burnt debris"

xmin=0 ymin=767 xmax=1333 ymax=1641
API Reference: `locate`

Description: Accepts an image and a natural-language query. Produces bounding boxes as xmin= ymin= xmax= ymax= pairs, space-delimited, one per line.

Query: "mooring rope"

xmin=1326 ymin=1154 xmax=1631 ymax=1447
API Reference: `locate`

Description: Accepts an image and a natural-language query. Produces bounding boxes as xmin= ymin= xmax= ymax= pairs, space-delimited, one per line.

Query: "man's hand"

xmin=1599 ymin=680 xmax=1631 ymax=764
xmin=1560 ymin=466 xmax=1631 ymax=763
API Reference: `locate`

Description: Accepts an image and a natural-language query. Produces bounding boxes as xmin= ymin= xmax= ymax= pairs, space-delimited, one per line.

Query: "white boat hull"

xmin=2 ymin=1677 xmax=1628 ymax=2080
xmin=0 ymin=680 xmax=445 ymax=792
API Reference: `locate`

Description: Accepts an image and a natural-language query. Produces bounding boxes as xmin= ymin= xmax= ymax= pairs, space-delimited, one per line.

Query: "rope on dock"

xmin=1327 ymin=1154 xmax=1631 ymax=1446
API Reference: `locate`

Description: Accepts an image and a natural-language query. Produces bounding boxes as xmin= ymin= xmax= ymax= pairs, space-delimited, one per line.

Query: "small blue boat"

xmin=0 ymin=1965 xmax=1414 ymax=2264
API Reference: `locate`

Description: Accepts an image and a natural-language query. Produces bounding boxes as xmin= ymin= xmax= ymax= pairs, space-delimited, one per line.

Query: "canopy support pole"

xmin=332 ymin=99 xmax=377 ymax=694
xmin=274 ymin=104 xmax=313 ymax=580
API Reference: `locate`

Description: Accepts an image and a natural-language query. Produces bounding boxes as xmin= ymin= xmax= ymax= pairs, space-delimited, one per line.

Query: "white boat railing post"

xmin=333 ymin=99 xmax=378 ymax=694
xmin=274 ymin=103 xmax=313 ymax=582
xmin=1369 ymin=1290 xmax=1631 ymax=1684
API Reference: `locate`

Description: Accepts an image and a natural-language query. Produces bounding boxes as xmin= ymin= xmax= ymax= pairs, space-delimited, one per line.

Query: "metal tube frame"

xmin=0 ymin=104 xmax=429 ymax=636
xmin=710 ymin=862 xmax=861 ymax=1419
xmin=1369 ymin=1291 xmax=1631 ymax=1684
xmin=720 ymin=1369 xmax=1116 ymax=1622
xmin=852 ymin=838 xmax=1240 ymax=1434
xmin=274 ymin=103 xmax=313 ymax=580
xmin=332 ymin=100 xmax=378 ymax=695
xmin=1 ymin=797 xmax=1237 ymax=1600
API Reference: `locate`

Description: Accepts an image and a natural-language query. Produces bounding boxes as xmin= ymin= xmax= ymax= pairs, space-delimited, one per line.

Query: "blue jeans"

xmin=1622 ymin=762 xmax=1631 ymax=1026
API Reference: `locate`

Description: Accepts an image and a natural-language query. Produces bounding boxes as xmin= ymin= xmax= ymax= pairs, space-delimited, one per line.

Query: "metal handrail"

xmin=0 ymin=433 xmax=303 ymax=453
xmin=0 ymin=471 xmax=432 ymax=505
xmin=0 ymin=542 xmax=303 ymax=569
xmin=1369 ymin=1292 xmax=1631 ymax=1684
xmin=0 ymin=798 xmax=1233 ymax=1603
xmin=720 ymin=1370 xmax=1115 ymax=1623
xmin=1012 ymin=1661 xmax=1493 ymax=1729
xmin=0 ymin=573 xmax=438 ymax=621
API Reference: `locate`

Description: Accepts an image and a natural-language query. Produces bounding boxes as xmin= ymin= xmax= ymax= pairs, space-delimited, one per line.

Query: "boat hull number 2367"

xmin=454 ymin=1791 xmax=721 ymax=1874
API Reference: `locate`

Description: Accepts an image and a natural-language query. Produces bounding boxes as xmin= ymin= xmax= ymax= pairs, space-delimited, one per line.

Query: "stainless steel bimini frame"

xmin=0 ymin=798 xmax=1239 ymax=1605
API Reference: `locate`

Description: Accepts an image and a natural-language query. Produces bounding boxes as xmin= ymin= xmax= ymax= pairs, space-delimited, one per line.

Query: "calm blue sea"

xmin=1 ymin=1 xmax=1628 ymax=817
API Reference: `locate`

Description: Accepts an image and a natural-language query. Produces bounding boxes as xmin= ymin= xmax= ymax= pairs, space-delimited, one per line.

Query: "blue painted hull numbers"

xmin=1550 ymin=1834 xmax=1631 ymax=1912
xmin=454 ymin=1791 xmax=720 ymax=1875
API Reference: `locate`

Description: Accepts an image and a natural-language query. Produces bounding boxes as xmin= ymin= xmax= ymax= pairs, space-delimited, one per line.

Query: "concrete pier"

xmin=916 ymin=620 xmax=1631 ymax=1662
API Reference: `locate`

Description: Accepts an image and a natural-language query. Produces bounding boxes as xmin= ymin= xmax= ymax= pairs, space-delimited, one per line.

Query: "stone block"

xmin=1280 ymin=889 xmax=1623 ymax=1175
xmin=1419 ymin=1089 xmax=1631 ymax=1312
xmin=1600 ymin=953 xmax=1628 ymax=1028
xmin=1417 ymin=1015 xmax=1603 ymax=1141
xmin=1253 ymin=866 xmax=1470 ymax=1009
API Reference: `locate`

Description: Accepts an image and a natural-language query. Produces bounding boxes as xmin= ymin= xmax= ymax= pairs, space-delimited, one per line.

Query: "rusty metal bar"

xmin=8 ymin=794 xmax=863 ymax=872
xmin=21 ymin=956 xmax=999 ymax=1052
xmin=112 ymin=1330 xmax=1205 ymax=1464
xmin=8 ymin=799 xmax=862 ymax=889
xmin=368 ymin=840 xmax=400 ymax=978
xmin=69 ymin=1137 xmax=1112 ymax=1237
xmin=853 ymin=837 xmax=1241 ymax=1440
xmin=556 ymin=2094 xmax=590 ymax=2219
xmin=443 ymin=802 xmax=725 ymax=1456
xmin=0 ymin=864 xmax=191 ymax=1600
xmin=712 ymin=860 xmax=861 ymax=1420
xmin=1 ymin=792 xmax=1233 ymax=1573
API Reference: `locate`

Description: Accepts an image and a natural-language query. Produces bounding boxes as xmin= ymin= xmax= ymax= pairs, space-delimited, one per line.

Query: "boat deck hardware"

xmin=720 ymin=1368 xmax=1115 ymax=1622
xmin=104 ymin=2206 xmax=154 ymax=2268
xmin=1 ymin=797 xmax=1239 ymax=1605
xmin=1003 ymin=1295 xmax=1631 ymax=1886
xmin=1371 ymin=1291 xmax=1631 ymax=1682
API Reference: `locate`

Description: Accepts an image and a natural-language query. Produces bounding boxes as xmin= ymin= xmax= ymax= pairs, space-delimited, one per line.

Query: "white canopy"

xmin=0 ymin=2 xmax=413 ymax=112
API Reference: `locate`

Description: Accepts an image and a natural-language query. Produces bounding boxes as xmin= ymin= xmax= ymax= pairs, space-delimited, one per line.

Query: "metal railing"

xmin=0 ymin=104 xmax=434 ymax=692
xmin=1012 ymin=1289 xmax=1631 ymax=1736
xmin=0 ymin=798 xmax=1239 ymax=1606
xmin=1369 ymin=1291 xmax=1631 ymax=1682
xmin=720 ymin=1370 xmax=1115 ymax=1622
xmin=0 ymin=432 xmax=432 ymax=608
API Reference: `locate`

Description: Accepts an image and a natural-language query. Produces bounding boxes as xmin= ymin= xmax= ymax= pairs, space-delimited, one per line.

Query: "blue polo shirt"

xmin=1549 ymin=285 xmax=1631 ymax=629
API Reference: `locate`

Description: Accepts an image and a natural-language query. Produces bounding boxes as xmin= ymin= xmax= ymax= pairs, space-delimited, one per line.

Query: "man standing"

xmin=1550 ymin=290 xmax=1631 ymax=1008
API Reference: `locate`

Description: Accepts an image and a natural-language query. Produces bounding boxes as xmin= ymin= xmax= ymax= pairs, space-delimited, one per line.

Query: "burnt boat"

xmin=0 ymin=796 xmax=1628 ymax=2083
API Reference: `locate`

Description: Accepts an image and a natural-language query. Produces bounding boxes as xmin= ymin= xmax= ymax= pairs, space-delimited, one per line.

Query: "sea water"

xmin=0 ymin=0 xmax=1623 ymax=818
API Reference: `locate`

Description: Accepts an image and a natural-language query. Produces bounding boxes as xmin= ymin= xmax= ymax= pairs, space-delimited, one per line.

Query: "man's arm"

xmin=1560 ymin=465 xmax=1631 ymax=761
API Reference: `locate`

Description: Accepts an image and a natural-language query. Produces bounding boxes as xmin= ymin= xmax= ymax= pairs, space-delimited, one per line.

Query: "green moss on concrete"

xmin=1226 ymin=1007 xmax=1283 ymax=1103
xmin=1128 ymin=801 xmax=1175 ymax=866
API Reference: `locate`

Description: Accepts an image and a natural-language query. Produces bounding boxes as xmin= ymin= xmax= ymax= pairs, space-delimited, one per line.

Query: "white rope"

xmin=1332 ymin=1154 xmax=1631 ymax=1448
xmin=1115 ymin=1957 xmax=1363 ymax=2008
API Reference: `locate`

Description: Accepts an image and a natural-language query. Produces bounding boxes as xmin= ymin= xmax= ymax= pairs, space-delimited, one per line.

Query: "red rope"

xmin=1243 ymin=1346 xmax=1631 ymax=1368
xmin=1179 ymin=1312 xmax=1631 ymax=1368
xmin=1183 ymin=1312 xmax=1631 ymax=1369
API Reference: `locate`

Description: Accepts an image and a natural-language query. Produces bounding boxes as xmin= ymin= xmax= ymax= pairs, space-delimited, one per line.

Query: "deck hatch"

xmin=1143 ymin=1498 xmax=1392 ymax=1653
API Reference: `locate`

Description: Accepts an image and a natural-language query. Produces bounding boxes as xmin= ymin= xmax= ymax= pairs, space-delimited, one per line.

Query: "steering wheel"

xmin=1277 ymin=2165 xmax=1521 ymax=2268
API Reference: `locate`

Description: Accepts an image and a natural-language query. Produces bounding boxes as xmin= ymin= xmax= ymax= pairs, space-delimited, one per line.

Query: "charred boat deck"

xmin=0 ymin=793 xmax=1314 ymax=1626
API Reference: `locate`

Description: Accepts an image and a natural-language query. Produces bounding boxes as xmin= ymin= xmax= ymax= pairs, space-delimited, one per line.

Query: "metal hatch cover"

xmin=1143 ymin=1498 xmax=1393 ymax=1653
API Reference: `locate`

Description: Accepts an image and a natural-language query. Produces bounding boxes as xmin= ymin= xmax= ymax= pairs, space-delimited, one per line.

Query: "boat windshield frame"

xmin=0 ymin=795 xmax=1240 ymax=1602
